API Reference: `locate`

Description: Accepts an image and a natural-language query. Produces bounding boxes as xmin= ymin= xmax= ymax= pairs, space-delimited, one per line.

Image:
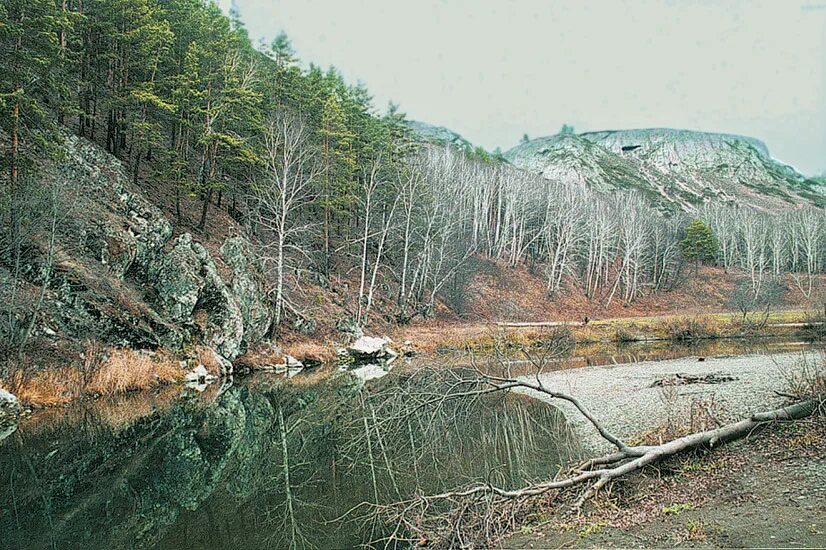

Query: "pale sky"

xmin=218 ymin=0 xmax=826 ymax=175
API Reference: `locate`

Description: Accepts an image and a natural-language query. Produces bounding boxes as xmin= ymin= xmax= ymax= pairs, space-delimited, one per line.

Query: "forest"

xmin=1 ymin=0 xmax=825 ymax=347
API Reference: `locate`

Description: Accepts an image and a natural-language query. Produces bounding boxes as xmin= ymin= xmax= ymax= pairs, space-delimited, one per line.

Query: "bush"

xmin=729 ymin=278 xmax=785 ymax=324
xmin=803 ymin=310 xmax=826 ymax=341
xmin=615 ymin=325 xmax=639 ymax=343
xmin=663 ymin=317 xmax=719 ymax=342
xmin=782 ymin=348 xmax=826 ymax=401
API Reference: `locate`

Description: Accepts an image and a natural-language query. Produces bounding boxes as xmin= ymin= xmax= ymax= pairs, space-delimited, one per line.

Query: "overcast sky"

xmin=218 ymin=0 xmax=826 ymax=175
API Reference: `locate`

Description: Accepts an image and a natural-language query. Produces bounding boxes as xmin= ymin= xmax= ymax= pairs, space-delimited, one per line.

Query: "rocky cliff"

xmin=3 ymin=134 xmax=272 ymax=365
xmin=504 ymin=128 xmax=826 ymax=211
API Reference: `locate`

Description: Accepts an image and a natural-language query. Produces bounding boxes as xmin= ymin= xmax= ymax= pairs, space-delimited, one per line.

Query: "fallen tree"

xmin=358 ymin=338 xmax=825 ymax=548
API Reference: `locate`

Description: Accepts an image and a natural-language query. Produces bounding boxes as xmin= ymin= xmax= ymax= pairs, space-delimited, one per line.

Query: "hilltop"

xmin=504 ymin=128 xmax=826 ymax=211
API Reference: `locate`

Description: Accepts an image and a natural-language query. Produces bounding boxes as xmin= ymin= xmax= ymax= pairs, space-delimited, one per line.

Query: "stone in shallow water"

xmin=348 ymin=336 xmax=397 ymax=360
xmin=185 ymin=365 xmax=215 ymax=383
xmin=346 ymin=364 xmax=390 ymax=381
xmin=0 ymin=389 xmax=22 ymax=430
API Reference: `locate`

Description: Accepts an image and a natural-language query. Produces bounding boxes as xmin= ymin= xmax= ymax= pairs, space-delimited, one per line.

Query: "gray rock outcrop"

xmin=504 ymin=128 xmax=826 ymax=211
xmin=220 ymin=237 xmax=272 ymax=345
xmin=18 ymin=133 xmax=272 ymax=361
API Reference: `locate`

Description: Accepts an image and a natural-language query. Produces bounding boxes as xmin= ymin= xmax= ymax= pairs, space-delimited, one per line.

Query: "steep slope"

xmin=505 ymin=128 xmax=826 ymax=211
xmin=1 ymin=133 xmax=272 ymax=367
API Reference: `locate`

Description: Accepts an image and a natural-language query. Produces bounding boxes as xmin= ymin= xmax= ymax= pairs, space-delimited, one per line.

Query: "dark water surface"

xmin=0 ymin=372 xmax=578 ymax=549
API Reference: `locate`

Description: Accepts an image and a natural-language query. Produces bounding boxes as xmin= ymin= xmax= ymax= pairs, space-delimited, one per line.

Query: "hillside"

xmin=405 ymin=120 xmax=475 ymax=151
xmin=0 ymin=133 xmax=273 ymax=373
xmin=504 ymin=128 xmax=826 ymax=211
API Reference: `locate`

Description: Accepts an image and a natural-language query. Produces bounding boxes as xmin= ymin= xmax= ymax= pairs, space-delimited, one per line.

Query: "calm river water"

xmin=0 ymin=337 xmax=813 ymax=549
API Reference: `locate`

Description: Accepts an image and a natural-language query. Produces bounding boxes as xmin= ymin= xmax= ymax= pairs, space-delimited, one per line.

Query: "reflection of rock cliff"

xmin=0 ymin=386 xmax=277 ymax=549
xmin=6 ymin=134 xmax=272 ymax=361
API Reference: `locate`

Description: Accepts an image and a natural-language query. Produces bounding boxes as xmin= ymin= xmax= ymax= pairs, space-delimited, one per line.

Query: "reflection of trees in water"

xmin=0 ymin=373 xmax=579 ymax=549
xmin=325 ymin=370 xmax=581 ymax=541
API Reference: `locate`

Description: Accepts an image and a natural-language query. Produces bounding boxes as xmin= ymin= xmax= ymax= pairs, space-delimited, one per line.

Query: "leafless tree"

xmin=252 ymin=111 xmax=319 ymax=327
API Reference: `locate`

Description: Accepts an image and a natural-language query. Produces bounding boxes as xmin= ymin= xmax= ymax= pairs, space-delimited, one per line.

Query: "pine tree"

xmin=0 ymin=0 xmax=64 ymax=188
xmin=319 ymin=90 xmax=356 ymax=273
xmin=680 ymin=219 xmax=719 ymax=274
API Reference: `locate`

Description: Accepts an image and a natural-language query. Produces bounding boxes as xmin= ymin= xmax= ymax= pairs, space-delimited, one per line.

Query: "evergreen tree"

xmin=319 ymin=90 xmax=356 ymax=272
xmin=680 ymin=219 xmax=719 ymax=273
xmin=0 ymin=0 xmax=64 ymax=187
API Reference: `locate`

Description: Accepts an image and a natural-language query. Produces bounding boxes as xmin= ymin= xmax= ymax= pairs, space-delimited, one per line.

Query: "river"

xmin=0 ymin=337 xmax=817 ymax=549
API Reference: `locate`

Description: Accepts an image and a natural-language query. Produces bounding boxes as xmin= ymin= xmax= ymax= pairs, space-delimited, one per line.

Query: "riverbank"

xmin=396 ymin=308 xmax=824 ymax=354
xmin=1 ymin=308 xmax=822 ymax=410
xmin=500 ymin=412 xmax=826 ymax=548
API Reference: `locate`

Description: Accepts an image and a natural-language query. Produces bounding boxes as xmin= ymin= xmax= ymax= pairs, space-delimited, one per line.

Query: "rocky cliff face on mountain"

xmin=504 ymin=128 xmax=826 ymax=211
xmin=405 ymin=120 xmax=475 ymax=151
xmin=3 ymin=134 xmax=272 ymax=365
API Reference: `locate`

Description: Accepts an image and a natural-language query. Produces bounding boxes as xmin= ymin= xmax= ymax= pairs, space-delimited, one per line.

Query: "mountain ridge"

xmin=502 ymin=127 xmax=825 ymax=211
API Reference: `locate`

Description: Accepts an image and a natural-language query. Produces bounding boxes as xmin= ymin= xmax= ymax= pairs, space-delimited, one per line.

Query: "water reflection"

xmin=0 ymin=371 xmax=579 ymax=549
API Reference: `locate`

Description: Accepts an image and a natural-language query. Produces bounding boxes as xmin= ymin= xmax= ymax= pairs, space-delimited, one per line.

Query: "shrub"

xmin=729 ymin=278 xmax=785 ymax=325
xmin=803 ymin=310 xmax=826 ymax=341
xmin=663 ymin=317 xmax=719 ymax=342
xmin=781 ymin=349 xmax=826 ymax=401
xmin=615 ymin=325 xmax=639 ymax=343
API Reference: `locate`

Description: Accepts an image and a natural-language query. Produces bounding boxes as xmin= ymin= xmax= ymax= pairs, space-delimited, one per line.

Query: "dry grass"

xmin=2 ymin=345 xmax=184 ymax=408
xmin=195 ymin=345 xmax=225 ymax=376
xmin=630 ymin=386 xmax=728 ymax=446
xmin=398 ymin=308 xmax=813 ymax=355
xmin=662 ymin=316 xmax=722 ymax=342
xmin=86 ymin=348 xmax=183 ymax=396
xmin=781 ymin=348 xmax=826 ymax=402
xmin=5 ymin=366 xmax=82 ymax=407
xmin=283 ymin=341 xmax=337 ymax=366
xmin=234 ymin=343 xmax=286 ymax=372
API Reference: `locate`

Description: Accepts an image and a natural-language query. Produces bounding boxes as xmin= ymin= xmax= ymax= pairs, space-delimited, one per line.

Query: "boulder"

xmin=347 ymin=336 xmax=397 ymax=361
xmin=0 ymin=389 xmax=22 ymax=429
xmin=149 ymin=234 xmax=245 ymax=360
xmin=284 ymin=354 xmax=304 ymax=368
xmin=185 ymin=365 xmax=216 ymax=384
xmin=220 ymin=237 xmax=272 ymax=346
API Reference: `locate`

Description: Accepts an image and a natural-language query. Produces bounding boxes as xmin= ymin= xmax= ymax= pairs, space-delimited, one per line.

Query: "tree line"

xmin=1 ymin=0 xmax=824 ymax=336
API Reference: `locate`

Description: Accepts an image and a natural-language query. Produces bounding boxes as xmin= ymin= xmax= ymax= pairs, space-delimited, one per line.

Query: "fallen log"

xmin=402 ymin=391 xmax=822 ymax=509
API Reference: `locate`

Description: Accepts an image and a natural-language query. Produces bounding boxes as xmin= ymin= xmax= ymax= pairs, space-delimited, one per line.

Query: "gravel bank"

xmin=517 ymin=350 xmax=816 ymax=452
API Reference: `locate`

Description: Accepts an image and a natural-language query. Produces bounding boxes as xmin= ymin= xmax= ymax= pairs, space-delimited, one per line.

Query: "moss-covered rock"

xmin=220 ymin=236 xmax=272 ymax=346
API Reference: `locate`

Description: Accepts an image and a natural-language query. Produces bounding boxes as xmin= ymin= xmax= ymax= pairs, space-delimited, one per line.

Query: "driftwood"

xmin=403 ymin=375 xmax=821 ymax=509
xmin=651 ymin=372 xmax=738 ymax=387
xmin=365 ymin=368 xmax=823 ymax=547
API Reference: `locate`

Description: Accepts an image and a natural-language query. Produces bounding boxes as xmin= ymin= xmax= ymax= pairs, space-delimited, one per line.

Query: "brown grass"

xmin=2 ymin=346 xmax=184 ymax=408
xmin=630 ymin=386 xmax=728 ymax=446
xmin=283 ymin=341 xmax=337 ymax=366
xmin=781 ymin=348 xmax=826 ymax=401
xmin=86 ymin=349 xmax=183 ymax=396
xmin=5 ymin=366 xmax=82 ymax=407
xmin=234 ymin=344 xmax=286 ymax=372
xmin=195 ymin=345 xmax=224 ymax=376
xmin=662 ymin=316 xmax=722 ymax=342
